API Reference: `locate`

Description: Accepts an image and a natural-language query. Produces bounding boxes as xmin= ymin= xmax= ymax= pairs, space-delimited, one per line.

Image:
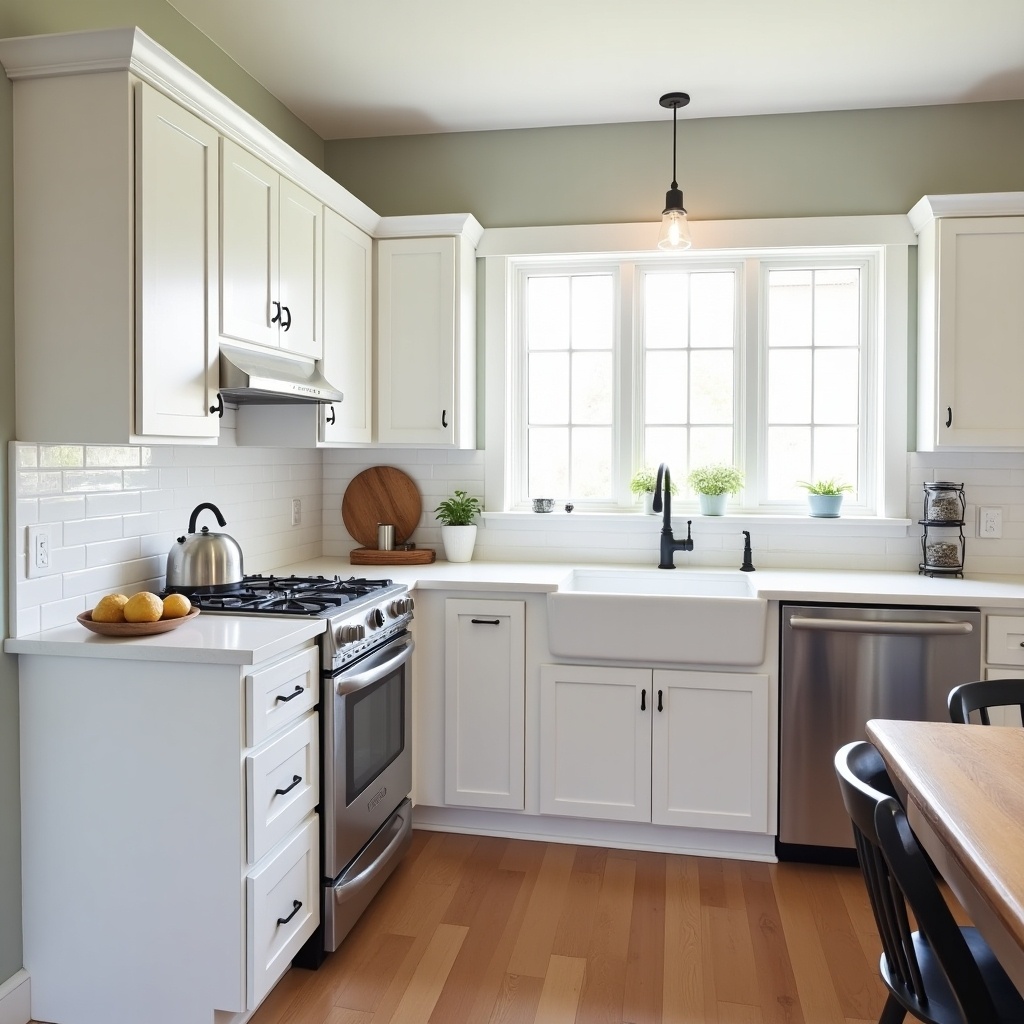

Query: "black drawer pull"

xmin=275 ymin=685 xmax=304 ymax=704
xmin=281 ymin=305 xmax=292 ymax=332
xmin=641 ymin=688 xmax=646 ymax=711
xmin=209 ymin=392 xmax=224 ymax=418
xmin=658 ymin=689 xmax=663 ymax=712
xmin=471 ymin=618 xmax=501 ymax=625
xmin=274 ymin=774 xmax=302 ymax=796
xmin=946 ymin=406 xmax=952 ymax=428
xmin=271 ymin=300 xmax=282 ymax=325
xmin=276 ymin=900 xmax=301 ymax=926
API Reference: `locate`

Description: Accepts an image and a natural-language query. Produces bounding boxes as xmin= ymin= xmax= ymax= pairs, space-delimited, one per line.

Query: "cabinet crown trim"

xmin=376 ymin=213 xmax=484 ymax=245
xmin=908 ymin=192 xmax=1024 ymax=232
xmin=0 ymin=25 xmax=382 ymax=237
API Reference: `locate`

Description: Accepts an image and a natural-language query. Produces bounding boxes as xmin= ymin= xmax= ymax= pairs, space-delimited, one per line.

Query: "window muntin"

xmin=511 ymin=249 xmax=877 ymax=513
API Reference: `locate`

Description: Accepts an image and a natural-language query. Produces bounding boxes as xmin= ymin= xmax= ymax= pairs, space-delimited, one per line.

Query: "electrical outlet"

xmin=979 ymin=506 xmax=1002 ymax=539
xmin=27 ymin=525 xmax=51 ymax=578
xmin=291 ymin=498 xmax=301 ymax=527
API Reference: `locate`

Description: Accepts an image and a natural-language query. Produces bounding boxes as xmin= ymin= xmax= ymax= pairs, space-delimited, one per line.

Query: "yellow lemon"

xmin=161 ymin=593 xmax=192 ymax=620
xmin=123 ymin=592 xmax=164 ymax=623
xmin=92 ymin=593 xmax=129 ymax=623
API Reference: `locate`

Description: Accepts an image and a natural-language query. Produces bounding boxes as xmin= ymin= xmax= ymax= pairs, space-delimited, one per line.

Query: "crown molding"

xmin=908 ymin=192 xmax=1024 ymax=232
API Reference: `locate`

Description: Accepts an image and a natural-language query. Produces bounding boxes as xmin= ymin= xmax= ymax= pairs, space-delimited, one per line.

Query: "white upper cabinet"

xmin=0 ymin=27 xmax=381 ymax=446
xmin=221 ymin=140 xmax=324 ymax=360
xmin=376 ymin=216 xmax=482 ymax=447
xmin=136 ymin=84 xmax=221 ymax=439
xmin=321 ymin=208 xmax=373 ymax=444
xmin=911 ymin=194 xmax=1024 ymax=450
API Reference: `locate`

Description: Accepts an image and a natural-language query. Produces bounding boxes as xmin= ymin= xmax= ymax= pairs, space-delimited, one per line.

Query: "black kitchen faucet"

xmin=652 ymin=463 xmax=694 ymax=568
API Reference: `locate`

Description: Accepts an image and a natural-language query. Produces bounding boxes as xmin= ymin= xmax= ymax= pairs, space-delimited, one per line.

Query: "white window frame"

xmin=482 ymin=217 xmax=912 ymax=522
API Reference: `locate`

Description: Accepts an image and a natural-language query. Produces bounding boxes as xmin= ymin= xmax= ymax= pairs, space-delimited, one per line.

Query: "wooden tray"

xmin=77 ymin=606 xmax=200 ymax=637
xmin=342 ymin=467 xmax=422 ymax=548
xmin=349 ymin=547 xmax=436 ymax=565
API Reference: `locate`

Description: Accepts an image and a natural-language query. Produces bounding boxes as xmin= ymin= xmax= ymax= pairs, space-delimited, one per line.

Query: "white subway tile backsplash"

xmin=10 ymin=441 xmax=1024 ymax=638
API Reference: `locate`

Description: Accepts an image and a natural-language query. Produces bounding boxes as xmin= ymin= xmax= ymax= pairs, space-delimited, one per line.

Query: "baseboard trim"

xmin=0 ymin=970 xmax=30 ymax=1024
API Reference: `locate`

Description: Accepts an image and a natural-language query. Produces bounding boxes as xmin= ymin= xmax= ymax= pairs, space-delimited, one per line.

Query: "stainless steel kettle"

xmin=165 ymin=502 xmax=244 ymax=592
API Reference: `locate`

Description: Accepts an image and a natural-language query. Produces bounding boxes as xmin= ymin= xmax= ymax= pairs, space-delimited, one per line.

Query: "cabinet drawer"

xmin=246 ymin=713 xmax=318 ymax=864
xmin=987 ymin=616 xmax=1024 ymax=666
xmin=246 ymin=646 xmax=319 ymax=746
xmin=246 ymin=814 xmax=318 ymax=1008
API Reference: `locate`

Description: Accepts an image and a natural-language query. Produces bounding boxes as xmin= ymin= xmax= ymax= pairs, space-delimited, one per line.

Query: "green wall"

xmin=0 ymin=0 xmax=322 ymax=988
xmin=325 ymin=100 xmax=1024 ymax=224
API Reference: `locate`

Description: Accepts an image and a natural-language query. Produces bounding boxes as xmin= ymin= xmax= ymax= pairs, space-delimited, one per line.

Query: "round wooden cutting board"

xmin=342 ymin=467 xmax=423 ymax=548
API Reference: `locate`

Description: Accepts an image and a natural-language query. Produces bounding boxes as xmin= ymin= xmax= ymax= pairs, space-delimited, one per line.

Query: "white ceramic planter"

xmin=441 ymin=524 xmax=477 ymax=562
xmin=697 ymin=493 xmax=728 ymax=516
xmin=807 ymin=494 xmax=844 ymax=518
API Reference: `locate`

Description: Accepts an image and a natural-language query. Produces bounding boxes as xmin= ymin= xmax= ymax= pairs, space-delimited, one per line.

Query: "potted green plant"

xmin=687 ymin=464 xmax=744 ymax=516
xmin=798 ymin=478 xmax=853 ymax=518
xmin=434 ymin=489 xmax=482 ymax=561
xmin=630 ymin=466 xmax=678 ymax=514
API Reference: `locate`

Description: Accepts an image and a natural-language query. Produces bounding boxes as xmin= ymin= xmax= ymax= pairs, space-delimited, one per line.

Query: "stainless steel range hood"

xmin=217 ymin=344 xmax=343 ymax=405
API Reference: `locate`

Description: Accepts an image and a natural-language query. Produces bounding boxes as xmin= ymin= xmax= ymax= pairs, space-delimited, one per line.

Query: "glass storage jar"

xmin=923 ymin=481 xmax=965 ymax=523
xmin=921 ymin=523 xmax=965 ymax=575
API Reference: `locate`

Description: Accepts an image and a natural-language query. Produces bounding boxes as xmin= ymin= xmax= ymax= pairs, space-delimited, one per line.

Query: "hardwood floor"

xmin=250 ymin=829 xmax=930 ymax=1024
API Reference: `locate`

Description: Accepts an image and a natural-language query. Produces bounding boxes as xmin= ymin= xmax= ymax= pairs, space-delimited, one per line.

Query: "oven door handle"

xmin=335 ymin=636 xmax=414 ymax=696
xmin=332 ymin=800 xmax=413 ymax=906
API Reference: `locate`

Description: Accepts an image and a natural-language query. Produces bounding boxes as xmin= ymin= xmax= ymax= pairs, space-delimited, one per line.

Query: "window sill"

xmin=482 ymin=511 xmax=913 ymax=537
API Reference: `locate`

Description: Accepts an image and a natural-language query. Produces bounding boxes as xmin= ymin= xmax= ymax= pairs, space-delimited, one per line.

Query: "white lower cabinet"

xmin=17 ymin=642 xmax=320 ymax=1024
xmin=539 ymin=664 xmax=769 ymax=832
xmin=444 ymin=599 xmax=526 ymax=809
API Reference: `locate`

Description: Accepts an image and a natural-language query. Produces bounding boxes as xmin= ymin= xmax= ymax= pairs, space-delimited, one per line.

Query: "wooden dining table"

xmin=866 ymin=718 xmax=1024 ymax=994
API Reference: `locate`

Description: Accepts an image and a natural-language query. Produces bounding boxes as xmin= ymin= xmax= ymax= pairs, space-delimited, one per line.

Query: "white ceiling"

xmin=167 ymin=0 xmax=1024 ymax=140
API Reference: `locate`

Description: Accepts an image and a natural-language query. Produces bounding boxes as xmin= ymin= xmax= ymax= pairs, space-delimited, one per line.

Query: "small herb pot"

xmin=698 ymin=493 xmax=728 ymax=516
xmin=807 ymin=494 xmax=843 ymax=518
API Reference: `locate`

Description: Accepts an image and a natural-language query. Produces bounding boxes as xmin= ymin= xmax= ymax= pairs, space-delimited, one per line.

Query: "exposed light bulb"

xmin=658 ymin=208 xmax=692 ymax=250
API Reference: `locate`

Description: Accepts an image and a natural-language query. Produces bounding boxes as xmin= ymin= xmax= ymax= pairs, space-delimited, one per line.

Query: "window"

xmin=508 ymin=247 xmax=881 ymax=513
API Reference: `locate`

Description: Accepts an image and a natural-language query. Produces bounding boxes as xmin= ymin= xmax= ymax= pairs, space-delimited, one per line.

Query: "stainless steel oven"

xmin=321 ymin=629 xmax=414 ymax=951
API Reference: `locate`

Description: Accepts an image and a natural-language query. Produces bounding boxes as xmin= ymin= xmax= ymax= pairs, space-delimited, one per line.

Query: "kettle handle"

xmin=188 ymin=502 xmax=227 ymax=533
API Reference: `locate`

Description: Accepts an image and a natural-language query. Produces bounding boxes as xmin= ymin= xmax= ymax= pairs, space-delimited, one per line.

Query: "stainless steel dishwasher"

xmin=778 ymin=602 xmax=981 ymax=858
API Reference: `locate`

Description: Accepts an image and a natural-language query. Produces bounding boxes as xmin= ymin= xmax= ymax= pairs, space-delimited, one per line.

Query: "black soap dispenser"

xmin=740 ymin=530 xmax=755 ymax=572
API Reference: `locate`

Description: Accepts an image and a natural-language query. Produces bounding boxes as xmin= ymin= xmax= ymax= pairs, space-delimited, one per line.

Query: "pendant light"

xmin=657 ymin=92 xmax=692 ymax=251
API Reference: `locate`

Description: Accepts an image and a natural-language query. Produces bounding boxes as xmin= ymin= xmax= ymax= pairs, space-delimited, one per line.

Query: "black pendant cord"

xmin=671 ymin=104 xmax=678 ymax=190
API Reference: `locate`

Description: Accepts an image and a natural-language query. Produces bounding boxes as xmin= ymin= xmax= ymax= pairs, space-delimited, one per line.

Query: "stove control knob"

xmin=367 ymin=608 xmax=386 ymax=630
xmin=337 ymin=624 xmax=365 ymax=645
xmin=389 ymin=598 xmax=413 ymax=617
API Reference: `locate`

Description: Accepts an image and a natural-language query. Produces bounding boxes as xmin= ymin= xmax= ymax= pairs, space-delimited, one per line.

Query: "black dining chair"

xmin=947 ymin=678 xmax=1024 ymax=726
xmin=834 ymin=740 xmax=1024 ymax=1024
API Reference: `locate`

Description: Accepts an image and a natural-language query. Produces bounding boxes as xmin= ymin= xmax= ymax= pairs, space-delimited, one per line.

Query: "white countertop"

xmin=273 ymin=557 xmax=1024 ymax=609
xmin=4 ymin=612 xmax=326 ymax=663
xmin=7 ymin=561 xmax=1023 ymax=661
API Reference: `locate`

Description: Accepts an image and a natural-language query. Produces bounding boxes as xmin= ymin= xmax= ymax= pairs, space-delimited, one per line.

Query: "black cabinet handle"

xmin=281 ymin=305 xmax=292 ymax=332
xmin=441 ymin=409 xmax=448 ymax=428
xmin=209 ymin=393 xmax=224 ymax=418
xmin=326 ymin=405 xmax=336 ymax=426
xmin=641 ymin=688 xmax=646 ymax=711
xmin=276 ymin=900 xmax=301 ymax=926
xmin=274 ymin=774 xmax=302 ymax=796
xmin=946 ymin=406 xmax=952 ymax=428
xmin=471 ymin=618 xmax=501 ymax=625
xmin=274 ymin=685 xmax=303 ymax=704
xmin=271 ymin=300 xmax=282 ymax=325
xmin=657 ymin=689 xmax=663 ymax=712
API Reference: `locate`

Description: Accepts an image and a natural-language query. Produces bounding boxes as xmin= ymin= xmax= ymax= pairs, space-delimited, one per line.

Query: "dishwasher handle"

xmin=788 ymin=616 xmax=974 ymax=636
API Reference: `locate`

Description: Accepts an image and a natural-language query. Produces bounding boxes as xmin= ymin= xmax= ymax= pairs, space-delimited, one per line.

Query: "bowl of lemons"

xmin=77 ymin=591 xmax=198 ymax=636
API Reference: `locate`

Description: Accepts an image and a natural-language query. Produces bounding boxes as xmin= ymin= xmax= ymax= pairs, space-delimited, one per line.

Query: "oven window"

xmin=346 ymin=668 xmax=405 ymax=804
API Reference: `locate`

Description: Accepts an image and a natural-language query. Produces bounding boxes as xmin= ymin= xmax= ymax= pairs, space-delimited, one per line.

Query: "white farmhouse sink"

xmin=547 ymin=568 xmax=767 ymax=666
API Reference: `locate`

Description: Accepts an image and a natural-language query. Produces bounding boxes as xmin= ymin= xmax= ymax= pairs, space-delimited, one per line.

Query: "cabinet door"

xmin=278 ymin=179 xmax=323 ymax=360
xmin=221 ymin=139 xmax=279 ymax=348
xmin=444 ymin=599 xmax=525 ymax=809
xmin=934 ymin=217 xmax=1024 ymax=448
xmin=135 ymin=83 xmax=220 ymax=438
xmin=539 ymin=664 xmax=651 ymax=822
xmin=377 ymin=237 xmax=456 ymax=444
xmin=651 ymin=670 xmax=769 ymax=832
xmin=321 ymin=208 xmax=372 ymax=443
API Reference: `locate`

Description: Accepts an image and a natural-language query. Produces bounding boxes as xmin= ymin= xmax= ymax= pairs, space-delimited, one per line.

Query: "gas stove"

xmin=174 ymin=574 xmax=413 ymax=671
